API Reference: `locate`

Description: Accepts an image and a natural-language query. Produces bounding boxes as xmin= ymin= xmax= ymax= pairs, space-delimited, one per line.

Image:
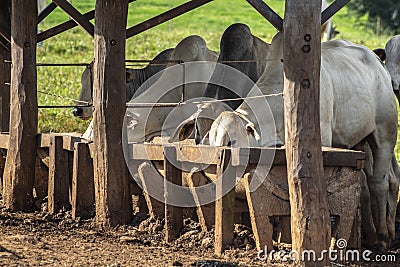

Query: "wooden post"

xmin=2 ymin=0 xmax=37 ymax=211
xmin=93 ymin=0 xmax=131 ymax=226
xmin=71 ymin=142 xmax=94 ymax=219
xmin=283 ymin=0 xmax=330 ymax=265
xmin=48 ymin=136 xmax=70 ymax=214
xmin=164 ymin=146 xmax=183 ymax=242
xmin=214 ymin=149 xmax=236 ymax=255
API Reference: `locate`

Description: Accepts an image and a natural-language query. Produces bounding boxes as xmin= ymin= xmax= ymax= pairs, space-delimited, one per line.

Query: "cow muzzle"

xmin=72 ymin=107 xmax=83 ymax=117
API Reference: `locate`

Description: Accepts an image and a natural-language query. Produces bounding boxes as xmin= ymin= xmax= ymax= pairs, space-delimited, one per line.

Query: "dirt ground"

xmin=0 ymin=199 xmax=399 ymax=266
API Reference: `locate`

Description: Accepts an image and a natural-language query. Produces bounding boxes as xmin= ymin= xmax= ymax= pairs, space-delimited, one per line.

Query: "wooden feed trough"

xmin=127 ymin=142 xmax=365 ymax=255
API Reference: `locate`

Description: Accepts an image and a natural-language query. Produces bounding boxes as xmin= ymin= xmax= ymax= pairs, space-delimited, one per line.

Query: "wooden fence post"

xmin=283 ymin=0 xmax=331 ymax=265
xmin=164 ymin=146 xmax=183 ymax=242
xmin=71 ymin=142 xmax=94 ymax=219
xmin=48 ymin=135 xmax=70 ymax=214
xmin=215 ymin=149 xmax=236 ymax=255
xmin=93 ymin=0 xmax=131 ymax=226
xmin=2 ymin=0 xmax=37 ymax=211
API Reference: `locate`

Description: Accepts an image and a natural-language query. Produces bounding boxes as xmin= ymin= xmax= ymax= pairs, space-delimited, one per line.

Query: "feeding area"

xmin=0 ymin=0 xmax=399 ymax=266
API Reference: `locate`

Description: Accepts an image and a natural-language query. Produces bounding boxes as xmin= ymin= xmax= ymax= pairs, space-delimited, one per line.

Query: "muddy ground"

xmin=0 ymin=199 xmax=399 ymax=266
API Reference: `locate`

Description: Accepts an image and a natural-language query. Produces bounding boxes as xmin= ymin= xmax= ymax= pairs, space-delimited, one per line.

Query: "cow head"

xmin=169 ymin=102 xmax=230 ymax=144
xmin=73 ymin=62 xmax=136 ymax=119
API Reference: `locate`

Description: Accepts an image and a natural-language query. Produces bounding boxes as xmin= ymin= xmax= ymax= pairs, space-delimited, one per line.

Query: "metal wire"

xmin=126 ymin=92 xmax=284 ymax=108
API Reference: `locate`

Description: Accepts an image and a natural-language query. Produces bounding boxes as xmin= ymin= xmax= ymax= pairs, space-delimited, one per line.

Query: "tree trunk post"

xmin=93 ymin=0 xmax=131 ymax=226
xmin=2 ymin=0 xmax=37 ymax=211
xmin=283 ymin=0 xmax=331 ymax=265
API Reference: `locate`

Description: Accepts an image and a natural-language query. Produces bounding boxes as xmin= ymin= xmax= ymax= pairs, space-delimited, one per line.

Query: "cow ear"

xmin=373 ymin=48 xmax=386 ymax=62
xmin=169 ymin=118 xmax=196 ymax=143
xmin=246 ymin=123 xmax=261 ymax=141
xmin=126 ymin=70 xmax=136 ymax=82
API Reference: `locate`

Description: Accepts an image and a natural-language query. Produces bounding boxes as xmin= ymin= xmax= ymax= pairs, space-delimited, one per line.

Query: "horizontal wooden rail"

xmin=127 ymin=143 xmax=365 ymax=169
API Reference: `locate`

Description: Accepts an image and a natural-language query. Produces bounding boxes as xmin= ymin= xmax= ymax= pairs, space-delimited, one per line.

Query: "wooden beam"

xmin=246 ymin=0 xmax=283 ymax=32
xmin=0 ymin=46 xmax=10 ymax=132
xmin=48 ymin=136 xmax=70 ymax=214
xmin=37 ymin=0 xmax=135 ymax=43
xmin=71 ymin=142 xmax=95 ymax=219
xmin=38 ymin=2 xmax=57 ymax=24
xmin=2 ymin=0 xmax=37 ymax=211
xmin=164 ymin=146 xmax=183 ymax=243
xmin=52 ymin=0 xmax=94 ymax=37
xmin=126 ymin=0 xmax=213 ymax=38
xmin=321 ymin=0 xmax=350 ymax=25
xmin=214 ymin=149 xmax=236 ymax=255
xmin=283 ymin=0 xmax=330 ymax=264
xmin=93 ymin=0 xmax=131 ymax=226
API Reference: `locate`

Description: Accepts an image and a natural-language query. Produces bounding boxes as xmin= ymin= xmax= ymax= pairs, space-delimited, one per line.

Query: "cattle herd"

xmin=73 ymin=20 xmax=400 ymax=252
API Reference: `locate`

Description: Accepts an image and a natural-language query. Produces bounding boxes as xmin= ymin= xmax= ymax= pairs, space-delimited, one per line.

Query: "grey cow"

xmin=73 ymin=48 xmax=173 ymax=119
xmin=170 ymin=23 xmax=271 ymax=143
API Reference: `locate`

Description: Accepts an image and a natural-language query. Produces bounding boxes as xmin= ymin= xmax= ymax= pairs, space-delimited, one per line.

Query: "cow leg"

xmin=367 ymin=138 xmax=393 ymax=249
xmin=387 ymin=155 xmax=400 ymax=241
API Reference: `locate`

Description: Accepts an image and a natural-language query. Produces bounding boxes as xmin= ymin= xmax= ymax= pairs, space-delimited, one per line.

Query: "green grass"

xmin=36 ymin=0 xmax=399 ymax=155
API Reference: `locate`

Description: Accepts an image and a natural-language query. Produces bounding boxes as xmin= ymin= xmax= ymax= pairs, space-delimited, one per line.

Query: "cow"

xmin=207 ymin=32 xmax=399 ymax=250
xmin=73 ymin=48 xmax=173 ymax=120
xmin=383 ymin=35 xmax=400 ymax=103
xmin=83 ymin=35 xmax=218 ymax=142
xmin=169 ymin=23 xmax=270 ymax=143
xmin=125 ymin=35 xmax=218 ymax=143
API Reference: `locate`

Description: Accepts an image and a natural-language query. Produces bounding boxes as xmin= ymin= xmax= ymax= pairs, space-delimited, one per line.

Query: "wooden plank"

xmin=38 ymin=10 xmax=94 ymax=43
xmin=130 ymin=143 xmax=222 ymax=164
xmin=137 ymin=161 xmax=164 ymax=218
xmin=243 ymin=172 xmax=275 ymax=251
xmin=2 ymin=0 xmax=37 ymax=211
xmin=93 ymin=0 xmax=131 ymax=226
xmin=0 ymin=44 xmax=10 ymax=132
xmin=37 ymin=0 xmax=135 ymax=43
xmin=245 ymin=0 xmax=283 ymax=31
xmin=164 ymin=146 xmax=183 ymax=242
xmin=214 ymin=149 xmax=236 ymax=255
xmin=126 ymin=0 xmax=213 ymax=38
xmin=37 ymin=133 xmax=85 ymax=151
xmin=232 ymin=147 xmax=365 ymax=168
xmin=52 ymin=0 xmax=94 ymax=37
xmin=71 ymin=142 xmax=95 ymax=219
xmin=38 ymin=2 xmax=57 ymax=24
xmin=48 ymin=136 xmax=70 ymax=214
xmin=186 ymin=168 xmax=214 ymax=232
xmin=283 ymin=0 xmax=330 ymax=264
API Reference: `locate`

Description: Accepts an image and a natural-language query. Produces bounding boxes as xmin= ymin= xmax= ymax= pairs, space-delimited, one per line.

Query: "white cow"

xmin=208 ymin=33 xmax=399 ymax=249
xmin=83 ymin=35 xmax=218 ymax=141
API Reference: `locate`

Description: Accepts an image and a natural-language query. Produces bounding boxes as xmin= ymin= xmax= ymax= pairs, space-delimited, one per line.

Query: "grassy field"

xmin=36 ymin=0 xmax=398 ymax=152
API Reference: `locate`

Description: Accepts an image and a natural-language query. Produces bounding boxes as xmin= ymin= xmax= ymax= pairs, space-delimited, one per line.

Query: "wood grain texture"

xmin=2 ymin=0 xmax=37 ymax=211
xmin=93 ymin=0 xmax=131 ymax=226
xmin=72 ymin=142 xmax=95 ymax=219
xmin=48 ymin=136 xmax=70 ymax=214
xmin=164 ymin=146 xmax=183 ymax=243
xmin=214 ymin=149 xmax=236 ymax=255
xmin=283 ymin=0 xmax=330 ymax=264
